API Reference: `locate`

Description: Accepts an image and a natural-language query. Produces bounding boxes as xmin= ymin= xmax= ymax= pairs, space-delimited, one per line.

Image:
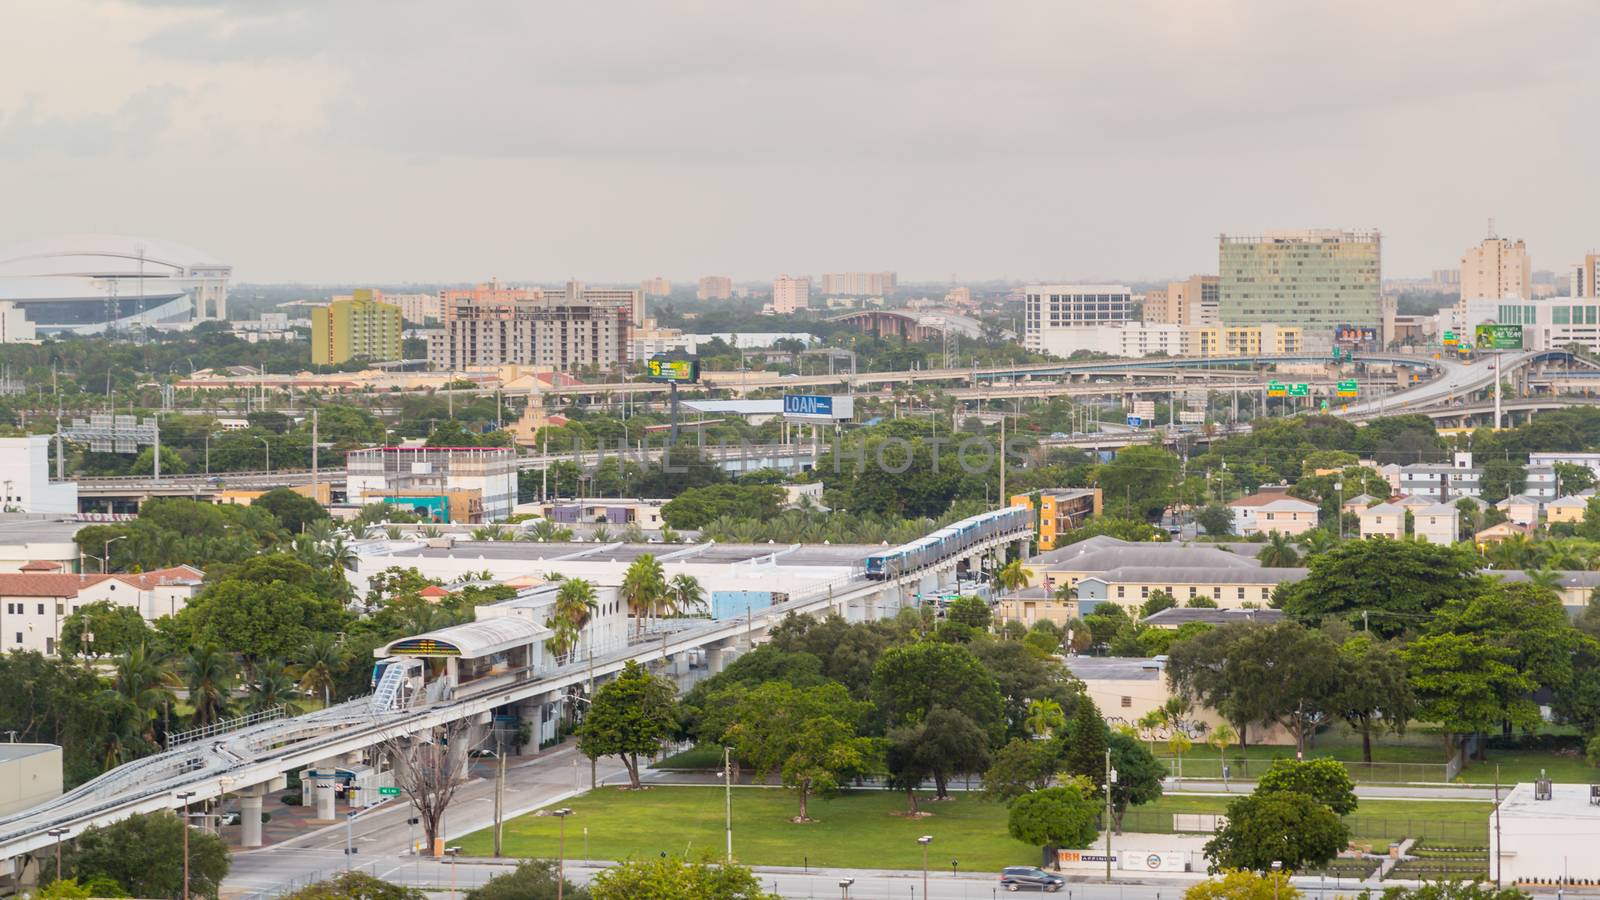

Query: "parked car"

xmin=998 ymin=866 xmax=1065 ymax=892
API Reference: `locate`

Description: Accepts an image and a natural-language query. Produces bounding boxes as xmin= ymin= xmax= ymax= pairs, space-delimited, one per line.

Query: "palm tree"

xmin=1023 ymin=698 xmax=1066 ymax=739
xmin=181 ymin=644 xmax=237 ymax=729
xmin=996 ymin=559 xmax=1034 ymax=592
xmin=1208 ymin=722 xmax=1238 ymax=787
xmin=246 ymin=659 xmax=297 ymax=713
xmin=326 ymin=536 xmax=358 ymax=572
xmin=1298 ymin=529 xmax=1338 ymax=558
xmin=667 ymin=573 xmax=707 ymax=618
xmin=659 ymin=526 xmax=682 ymax=544
xmin=1258 ymin=532 xmax=1301 ymax=568
xmin=1136 ymin=708 xmax=1165 ymax=753
xmin=592 ymin=525 xmax=614 ymax=543
xmin=527 ymin=519 xmax=573 ymax=542
xmin=295 ymin=634 xmax=344 ymax=707
xmin=1489 ymin=533 xmax=1537 ymax=570
xmin=421 ymin=525 xmax=443 ymax=539
xmin=112 ymin=644 xmax=176 ymax=744
xmin=546 ymin=578 xmax=599 ymax=660
xmin=1167 ymin=730 xmax=1194 ymax=780
xmin=621 ymin=554 xmax=667 ymax=634
xmin=621 ymin=522 xmax=646 ymax=543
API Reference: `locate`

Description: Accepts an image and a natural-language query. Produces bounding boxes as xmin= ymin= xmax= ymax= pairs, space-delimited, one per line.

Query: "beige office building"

xmin=822 ymin=272 xmax=896 ymax=296
xmin=641 ymin=276 xmax=672 ymax=297
xmin=697 ymin=276 xmax=733 ymax=300
xmin=772 ymin=275 xmax=811 ymax=314
xmin=1143 ymin=275 xmax=1219 ymax=327
xmin=1572 ymin=254 xmax=1599 ymax=299
xmin=1461 ymin=236 xmax=1531 ymax=302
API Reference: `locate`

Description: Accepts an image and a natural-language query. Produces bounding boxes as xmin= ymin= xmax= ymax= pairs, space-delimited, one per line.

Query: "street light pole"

xmin=176 ymin=791 xmax=195 ymax=900
xmin=1105 ymin=751 xmax=1118 ymax=883
xmin=47 ymin=827 xmax=67 ymax=881
xmin=723 ymin=745 xmax=734 ymax=863
xmin=554 ymin=808 xmax=573 ymax=900
xmin=918 ymin=835 xmax=932 ymax=899
xmin=104 ymin=535 xmax=126 ymax=573
xmin=493 ymin=746 xmax=506 ymax=857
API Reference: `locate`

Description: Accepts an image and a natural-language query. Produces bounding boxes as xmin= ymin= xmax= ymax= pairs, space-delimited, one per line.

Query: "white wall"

xmin=0 ymin=437 xmax=77 ymax=514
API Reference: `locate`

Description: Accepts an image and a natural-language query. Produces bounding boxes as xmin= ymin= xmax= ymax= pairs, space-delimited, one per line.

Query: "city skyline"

xmin=1 ymin=1 xmax=1595 ymax=284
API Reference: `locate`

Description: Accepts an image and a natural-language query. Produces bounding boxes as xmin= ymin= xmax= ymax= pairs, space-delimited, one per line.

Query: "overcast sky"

xmin=0 ymin=0 xmax=1592 ymax=284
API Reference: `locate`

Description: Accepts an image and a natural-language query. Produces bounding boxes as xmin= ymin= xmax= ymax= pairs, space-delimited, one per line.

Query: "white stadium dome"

xmin=0 ymin=233 xmax=232 ymax=333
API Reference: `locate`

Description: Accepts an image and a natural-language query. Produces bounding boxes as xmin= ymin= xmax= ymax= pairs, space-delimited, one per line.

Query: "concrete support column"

xmin=706 ymin=645 xmax=726 ymax=676
xmin=315 ymin=769 xmax=337 ymax=820
xmin=239 ymin=791 xmax=265 ymax=848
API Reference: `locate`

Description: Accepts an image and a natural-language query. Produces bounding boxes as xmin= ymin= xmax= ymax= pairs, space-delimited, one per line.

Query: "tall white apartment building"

xmin=772 ymin=275 xmax=811 ymax=314
xmin=1023 ymin=284 xmax=1133 ymax=354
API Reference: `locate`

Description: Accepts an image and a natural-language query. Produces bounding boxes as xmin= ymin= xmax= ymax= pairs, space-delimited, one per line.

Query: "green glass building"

xmin=1219 ymin=230 xmax=1381 ymax=331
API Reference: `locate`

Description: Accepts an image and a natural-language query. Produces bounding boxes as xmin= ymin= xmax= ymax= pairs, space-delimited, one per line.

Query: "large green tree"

xmin=1106 ymin=731 xmax=1166 ymax=831
xmin=1166 ymin=622 xmax=1341 ymax=755
xmin=464 ymin=860 xmax=588 ymax=900
xmin=871 ymin=641 xmax=1005 ymax=744
xmin=1007 ymin=780 xmax=1101 ymax=854
xmin=1254 ymin=758 xmax=1358 ymax=815
xmin=1203 ymin=791 xmax=1348 ymax=873
xmin=67 ymin=811 xmax=230 ymax=899
xmin=576 ymin=660 xmax=678 ymax=789
xmin=1279 ymin=538 xmax=1482 ymax=637
xmin=1095 ymin=446 xmax=1181 ymax=520
xmin=185 ymin=579 xmax=347 ymax=663
xmin=1333 ymin=634 xmax=1415 ymax=764
xmin=58 ymin=602 xmax=152 ymax=658
xmin=725 ymin=681 xmax=874 ymax=821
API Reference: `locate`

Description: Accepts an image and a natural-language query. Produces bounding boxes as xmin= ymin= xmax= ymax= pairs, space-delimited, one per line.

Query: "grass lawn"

xmin=1152 ymin=742 xmax=1588 ymax=785
xmin=457 ymin=786 xmax=1494 ymax=869
xmin=651 ymin=745 xmax=724 ymax=770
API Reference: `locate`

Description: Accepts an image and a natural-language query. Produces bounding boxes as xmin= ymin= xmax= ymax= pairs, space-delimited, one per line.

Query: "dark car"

xmin=999 ymin=866 xmax=1065 ymax=892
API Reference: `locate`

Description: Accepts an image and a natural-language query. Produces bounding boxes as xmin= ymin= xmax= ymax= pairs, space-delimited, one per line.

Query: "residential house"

xmin=1398 ymin=452 xmax=1482 ymax=501
xmin=1547 ymin=494 xmax=1589 ymax=525
xmin=1524 ymin=466 xmax=1557 ymax=502
xmin=1413 ymin=503 xmax=1461 ymax=545
xmin=1228 ymin=488 xmax=1320 ymax=536
xmin=1340 ymin=493 xmax=1380 ymax=513
xmin=995 ymin=585 xmax=1075 ymax=628
xmin=1359 ymin=502 xmax=1406 ymax=539
xmin=1496 ymin=495 xmax=1542 ymax=527
xmin=1476 ymin=521 xmax=1534 ymax=547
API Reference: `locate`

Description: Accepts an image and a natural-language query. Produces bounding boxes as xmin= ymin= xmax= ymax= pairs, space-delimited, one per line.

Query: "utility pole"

xmin=493 ymin=742 xmax=506 ymax=856
xmin=311 ymin=408 xmax=319 ymax=502
xmin=1104 ymin=750 xmax=1116 ymax=882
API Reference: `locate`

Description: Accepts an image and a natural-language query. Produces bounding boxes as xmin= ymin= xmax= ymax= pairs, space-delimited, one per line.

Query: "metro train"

xmin=863 ymin=506 xmax=1032 ymax=580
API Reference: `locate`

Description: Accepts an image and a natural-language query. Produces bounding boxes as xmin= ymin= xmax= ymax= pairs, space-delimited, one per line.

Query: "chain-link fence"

xmin=1158 ymin=755 xmax=1450 ymax=784
xmin=1106 ymin=809 xmax=1488 ymax=847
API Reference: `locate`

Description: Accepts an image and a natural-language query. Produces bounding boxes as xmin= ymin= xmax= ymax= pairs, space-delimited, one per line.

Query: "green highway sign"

xmin=1443 ymin=330 xmax=1458 ymax=346
xmin=379 ymin=786 xmax=401 ymax=796
xmin=1336 ymin=380 xmax=1359 ymax=397
xmin=1266 ymin=380 xmax=1286 ymax=397
xmin=1474 ymin=324 xmax=1524 ymax=350
xmin=1287 ymin=383 xmax=1309 ymax=397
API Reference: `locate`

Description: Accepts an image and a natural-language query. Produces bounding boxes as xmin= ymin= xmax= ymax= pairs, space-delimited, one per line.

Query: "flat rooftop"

xmin=0 ymin=514 xmax=83 ymax=545
xmin=391 ymin=541 xmax=878 ymax=568
xmin=1498 ymin=782 xmax=1600 ymax=819
xmin=0 ymin=743 xmax=60 ymax=762
xmin=1065 ymin=656 xmax=1166 ymax=682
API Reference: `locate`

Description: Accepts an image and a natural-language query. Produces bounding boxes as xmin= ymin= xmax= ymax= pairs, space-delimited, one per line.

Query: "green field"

xmin=457 ymin=786 xmax=1494 ymax=870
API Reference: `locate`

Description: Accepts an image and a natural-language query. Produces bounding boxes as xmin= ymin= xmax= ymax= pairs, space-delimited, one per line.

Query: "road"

xmin=223 ymin=743 xmax=635 ymax=898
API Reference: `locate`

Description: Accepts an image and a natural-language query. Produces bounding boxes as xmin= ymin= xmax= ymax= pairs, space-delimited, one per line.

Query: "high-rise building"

xmin=427 ymin=280 xmax=637 ymax=372
xmin=772 ymin=275 xmax=811 ymax=314
xmin=821 ymin=272 xmax=897 ymax=296
xmin=1219 ymin=230 xmax=1381 ymax=331
xmin=386 ymin=293 xmax=441 ymax=324
xmin=697 ymin=276 xmax=733 ymax=300
xmin=641 ymin=276 xmax=672 ymax=297
xmin=1023 ymin=284 xmax=1133 ymax=354
xmin=1572 ymin=253 xmax=1599 ymax=298
xmin=1143 ymin=275 xmax=1218 ymax=326
xmin=1460 ymin=236 xmax=1531 ymax=302
xmin=311 ymin=289 xmax=403 ymax=365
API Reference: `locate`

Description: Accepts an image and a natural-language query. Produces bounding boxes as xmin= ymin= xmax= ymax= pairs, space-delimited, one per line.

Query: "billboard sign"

xmin=1126 ymin=415 xmax=1144 ymax=428
xmin=1288 ymin=383 xmax=1309 ymax=397
xmin=1121 ymin=851 xmax=1189 ymax=873
xmin=1335 ymin=324 xmax=1379 ymax=344
xmin=1337 ymin=380 xmax=1359 ymax=397
xmin=782 ymin=394 xmax=854 ymax=423
xmin=1474 ymin=324 xmax=1524 ymax=350
xmin=646 ymin=355 xmax=700 ymax=383
xmin=1266 ymin=380 xmax=1286 ymax=397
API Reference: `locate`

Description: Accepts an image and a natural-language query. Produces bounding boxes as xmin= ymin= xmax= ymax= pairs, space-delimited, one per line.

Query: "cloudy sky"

xmin=0 ymin=0 xmax=1592 ymax=284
